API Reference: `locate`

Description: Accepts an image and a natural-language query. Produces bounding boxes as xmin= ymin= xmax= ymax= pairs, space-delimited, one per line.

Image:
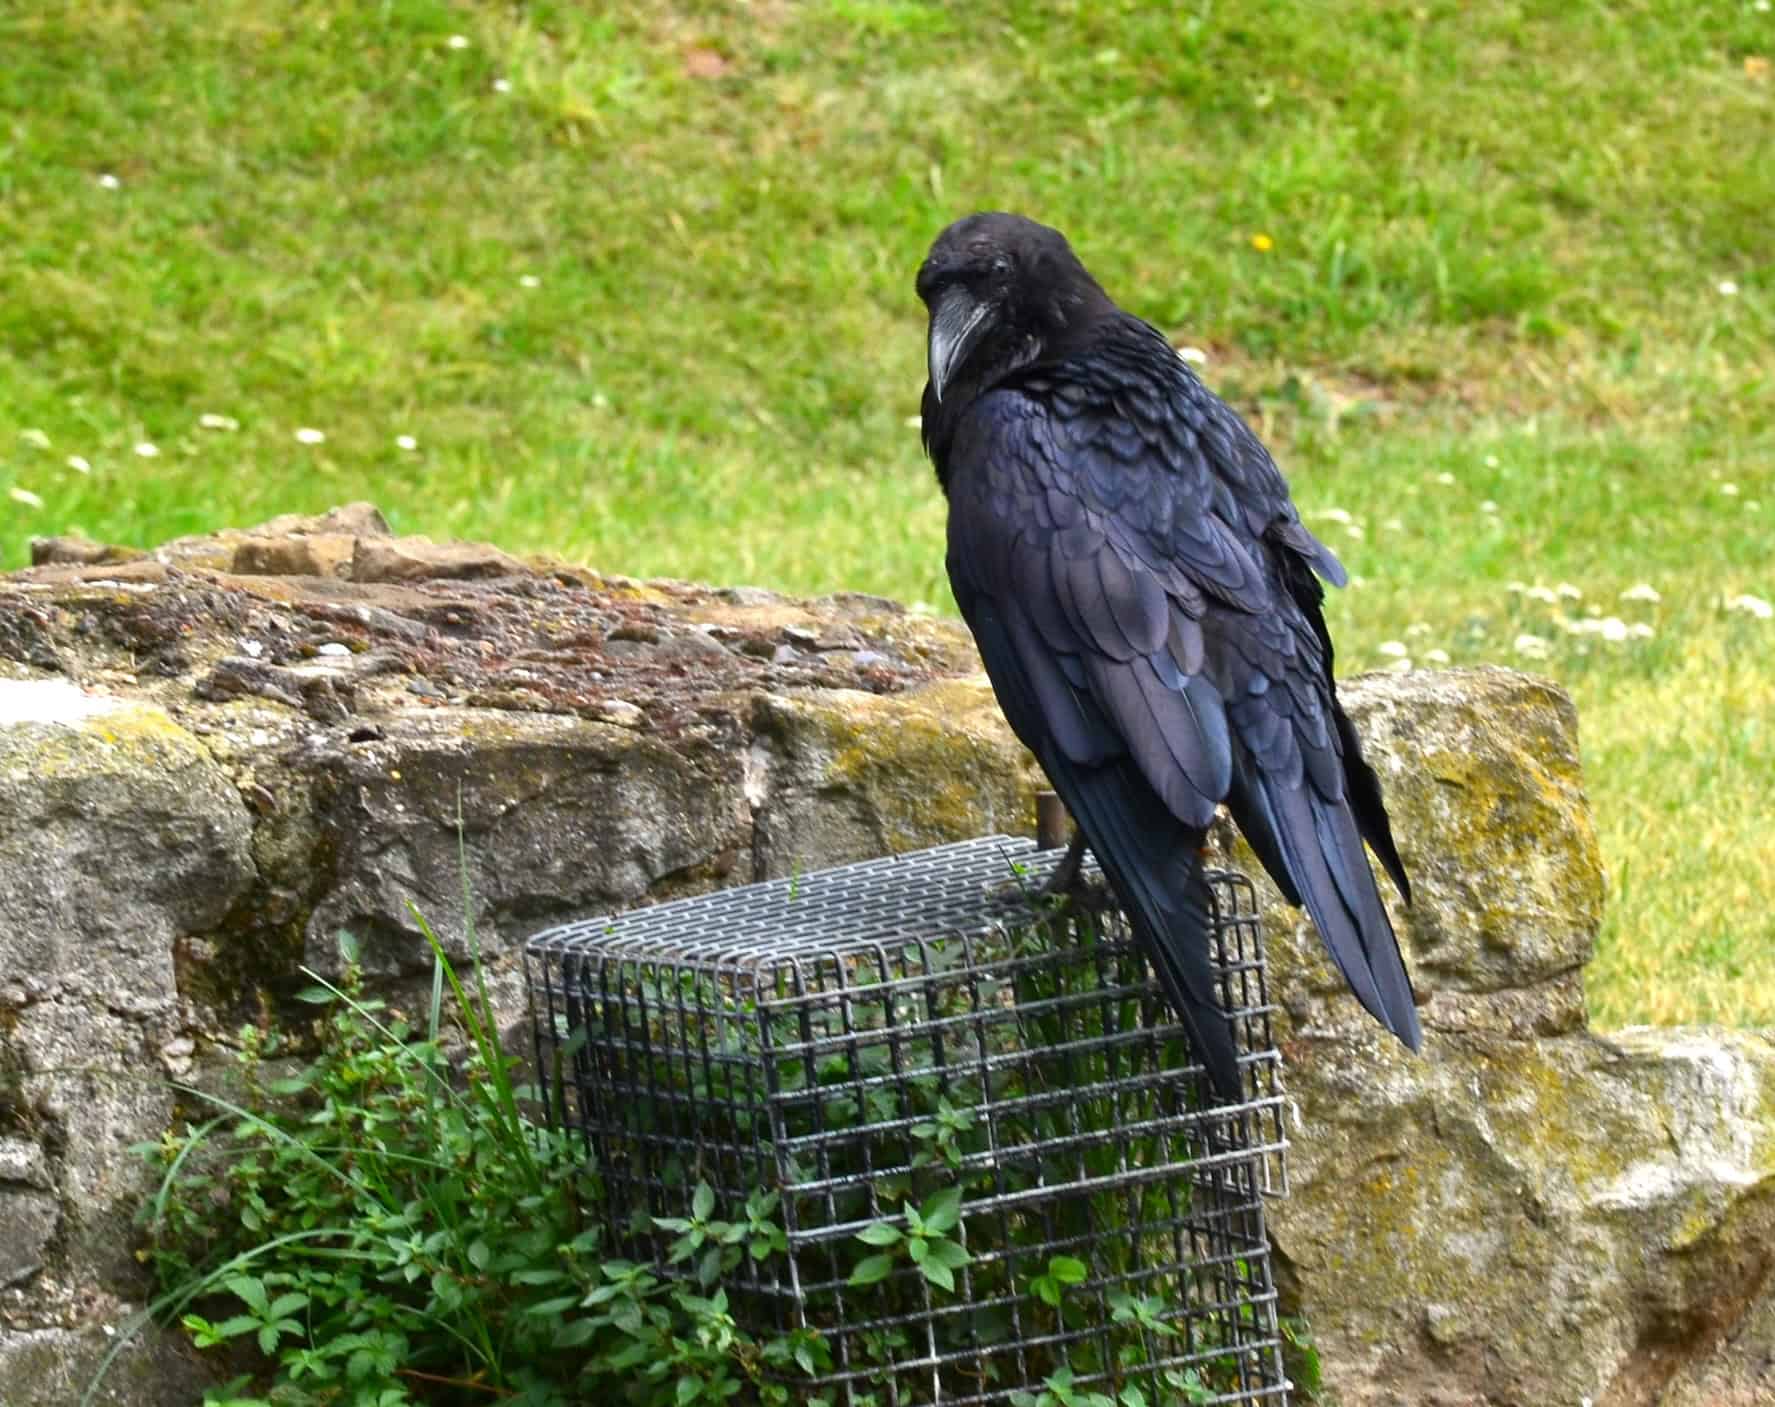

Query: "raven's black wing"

xmin=942 ymin=328 xmax=1419 ymax=1097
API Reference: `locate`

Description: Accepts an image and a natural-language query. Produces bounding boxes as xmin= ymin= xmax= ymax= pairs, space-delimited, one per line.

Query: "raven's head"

xmin=915 ymin=212 xmax=1112 ymax=404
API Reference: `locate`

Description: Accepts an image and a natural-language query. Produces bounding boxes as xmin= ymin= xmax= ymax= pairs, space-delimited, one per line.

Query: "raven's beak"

xmin=927 ymin=289 xmax=993 ymax=403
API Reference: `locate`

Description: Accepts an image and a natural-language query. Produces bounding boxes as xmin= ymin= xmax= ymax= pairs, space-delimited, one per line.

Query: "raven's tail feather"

xmin=1226 ymin=746 xmax=1421 ymax=1051
xmin=1049 ymin=753 xmax=1245 ymax=1103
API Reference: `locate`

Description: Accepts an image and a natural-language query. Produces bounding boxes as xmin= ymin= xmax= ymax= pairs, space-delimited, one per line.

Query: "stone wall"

xmin=1 ymin=508 xmax=1770 ymax=1406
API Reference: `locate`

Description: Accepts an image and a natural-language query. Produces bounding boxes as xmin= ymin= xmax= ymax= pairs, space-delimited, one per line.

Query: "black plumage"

xmin=916 ymin=212 xmax=1420 ymax=1100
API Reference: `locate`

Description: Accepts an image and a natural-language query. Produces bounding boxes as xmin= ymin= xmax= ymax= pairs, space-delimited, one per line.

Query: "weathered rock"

xmin=349 ymin=535 xmax=531 ymax=583
xmin=28 ymin=536 xmax=146 ymax=568
xmin=290 ymin=706 xmax=752 ymax=976
xmin=0 ymin=1190 xmax=58 ymax=1290
xmin=0 ymin=602 xmax=62 ymax=671
xmin=0 ymin=1318 xmax=211 ymax=1407
xmin=230 ymin=532 xmax=358 ymax=579
xmin=0 ymin=678 xmax=256 ymax=1399
xmin=1270 ymin=1027 xmax=1775 ymax=1406
xmin=748 ymin=678 xmax=1046 ymax=878
xmin=0 ymin=514 xmax=1769 ymax=1407
xmin=1657 ymin=1284 xmax=1775 ymax=1407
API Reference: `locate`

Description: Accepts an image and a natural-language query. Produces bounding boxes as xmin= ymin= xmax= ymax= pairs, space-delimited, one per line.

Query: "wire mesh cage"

xmin=524 ymin=835 xmax=1291 ymax=1407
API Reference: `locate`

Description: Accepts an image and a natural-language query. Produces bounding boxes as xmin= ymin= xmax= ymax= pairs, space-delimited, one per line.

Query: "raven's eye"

xmin=990 ymin=255 xmax=1012 ymax=278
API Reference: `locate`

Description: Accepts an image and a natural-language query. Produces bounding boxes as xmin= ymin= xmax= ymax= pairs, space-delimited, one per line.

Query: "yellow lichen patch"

xmin=4 ymin=700 xmax=210 ymax=782
xmin=795 ymin=677 xmax=1042 ymax=851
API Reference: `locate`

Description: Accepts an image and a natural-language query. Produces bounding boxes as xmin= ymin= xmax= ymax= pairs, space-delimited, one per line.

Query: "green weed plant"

xmin=121 ymin=923 xmax=824 ymax=1407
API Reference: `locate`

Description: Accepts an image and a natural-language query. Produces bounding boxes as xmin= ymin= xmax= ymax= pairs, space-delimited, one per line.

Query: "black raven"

xmin=916 ymin=212 xmax=1420 ymax=1100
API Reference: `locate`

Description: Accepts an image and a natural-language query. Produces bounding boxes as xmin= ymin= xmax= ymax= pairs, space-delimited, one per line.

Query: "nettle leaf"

xmin=848 ymin=1253 xmax=896 ymax=1287
xmin=854 ymin=1222 xmax=903 ymax=1247
xmin=1048 ymin=1255 xmax=1088 ymax=1285
xmin=918 ymin=1258 xmax=955 ymax=1292
xmin=919 ymin=1186 xmax=963 ymax=1234
xmin=927 ymin=1239 xmax=970 ymax=1269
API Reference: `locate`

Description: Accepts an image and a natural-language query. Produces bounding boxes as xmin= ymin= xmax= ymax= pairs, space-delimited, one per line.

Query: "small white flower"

xmin=1382 ymin=517 xmax=1404 ymax=532
xmin=200 ymin=412 xmax=240 ymax=431
xmin=447 ymin=33 xmax=470 ymax=49
xmin=1620 ymin=583 xmax=1661 ymax=604
xmin=1377 ymin=640 xmax=1408 ymax=657
xmin=1480 ymin=499 xmax=1499 ymax=514
xmin=1747 ymin=500 xmax=1763 ymax=513
xmin=1383 ymin=656 xmax=1413 ymax=673
xmin=294 ymin=427 xmax=326 ymax=445
xmin=1343 ymin=522 xmax=1365 ymax=540
xmin=1483 ymin=454 xmax=1499 ymax=468
xmin=519 ymin=274 xmax=541 ymax=289
xmin=1756 ymin=0 xmax=1771 ymax=12
xmin=1628 ymin=623 xmax=1654 ymax=640
xmin=1406 ymin=622 xmax=1432 ymax=637
xmin=493 ymin=77 xmax=512 ymax=94
xmin=1423 ymin=648 xmax=1451 ymax=664
xmin=395 ymin=434 xmax=419 ymax=451
xmin=96 ymin=172 xmax=120 ymax=190
xmin=66 ymin=454 xmax=92 ymax=474
xmin=1506 ymin=581 xmax=1527 ymax=595
xmin=20 ymin=428 xmax=50 ymax=450
xmin=1177 ymin=345 xmax=1208 ymax=365
xmin=1598 ymin=617 xmax=1629 ymax=642
xmin=1725 ymin=593 xmax=1773 ymax=620
xmin=1513 ymin=633 xmax=1551 ymax=659
xmin=1718 ymin=280 xmax=1739 ymax=297
xmin=1556 ymin=582 xmax=1583 ymax=600
xmin=1525 ymin=585 xmax=1558 ymax=604
xmin=1434 ymin=471 xmax=1457 ymax=486
xmin=134 ymin=441 xmax=160 ymax=458
xmin=1720 ymin=482 xmax=1739 ymax=496
xmin=1314 ymin=507 xmax=1354 ymax=525
xmin=8 ymin=486 xmax=44 ymax=508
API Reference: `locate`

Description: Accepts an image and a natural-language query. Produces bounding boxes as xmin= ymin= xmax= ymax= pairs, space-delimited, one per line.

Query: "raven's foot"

xmin=1034 ymin=830 xmax=1091 ymax=903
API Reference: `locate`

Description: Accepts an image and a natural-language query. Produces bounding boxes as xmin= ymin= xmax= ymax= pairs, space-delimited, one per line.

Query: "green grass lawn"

xmin=2 ymin=1 xmax=1771 ymax=1026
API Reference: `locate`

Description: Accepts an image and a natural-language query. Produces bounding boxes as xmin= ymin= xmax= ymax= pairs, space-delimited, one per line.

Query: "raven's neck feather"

xmin=925 ymin=308 xmax=1170 ymax=491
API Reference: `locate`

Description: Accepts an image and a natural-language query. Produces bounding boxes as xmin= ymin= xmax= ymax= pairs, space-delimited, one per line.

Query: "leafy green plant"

xmin=848 ymin=1186 xmax=972 ymax=1293
xmin=107 ymin=922 xmax=825 ymax=1407
xmin=1029 ymin=1255 xmax=1089 ymax=1311
xmin=654 ymin=1183 xmax=787 ymax=1288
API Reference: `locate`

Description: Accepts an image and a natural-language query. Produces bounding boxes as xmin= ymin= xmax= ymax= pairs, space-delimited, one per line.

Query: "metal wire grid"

xmin=525 ymin=835 xmax=1291 ymax=1406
